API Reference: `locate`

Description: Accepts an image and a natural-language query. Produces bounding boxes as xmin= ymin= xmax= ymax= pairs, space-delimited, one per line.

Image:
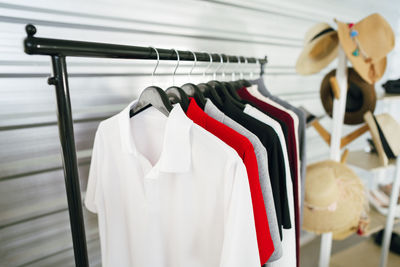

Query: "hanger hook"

xmin=250 ymin=58 xmax=259 ymax=79
xmin=172 ymin=48 xmax=180 ymax=86
xmin=214 ymin=54 xmax=224 ymax=80
xmin=250 ymin=62 xmax=253 ymax=79
xmin=204 ymin=52 xmax=213 ymax=81
xmin=150 ymin=46 xmax=160 ymax=84
xmin=189 ymin=50 xmax=197 ymax=82
xmin=223 ymin=55 xmax=229 ymax=81
xmin=237 ymin=56 xmax=243 ymax=80
xmin=245 ymin=58 xmax=253 ymax=79
xmin=221 ymin=54 xmax=225 ymax=80
xmin=232 ymin=56 xmax=239 ymax=81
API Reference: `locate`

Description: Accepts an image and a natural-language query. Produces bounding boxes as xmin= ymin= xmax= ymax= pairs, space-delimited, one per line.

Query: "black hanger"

xmin=181 ymin=83 xmax=206 ymax=109
xmin=227 ymin=81 xmax=243 ymax=101
xmin=240 ymin=79 xmax=252 ymax=87
xmin=229 ymin=80 xmax=241 ymax=90
xmin=235 ymin=57 xmax=253 ymax=89
xmin=208 ymin=80 xmax=245 ymax=109
xmin=197 ymin=83 xmax=223 ymax=109
xmin=230 ymin=79 xmax=251 ymax=91
xmin=223 ymin=82 xmax=245 ymax=107
xmin=165 ymin=86 xmax=189 ymax=111
xmin=130 ymin=86 xmax=172 ymax=117
xmin=130 ymin=47 xmax=172 ymax=117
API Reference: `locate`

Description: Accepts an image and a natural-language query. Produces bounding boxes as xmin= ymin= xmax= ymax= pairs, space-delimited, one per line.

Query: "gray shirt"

xmin=204 ymin=99 xmax=283 ymax=262
xmin=251 ymin=78 xmax=306 ymax=225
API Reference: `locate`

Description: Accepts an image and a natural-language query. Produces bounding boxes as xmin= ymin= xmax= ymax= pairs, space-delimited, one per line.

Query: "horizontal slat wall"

xmin=0 ymin=0 xmax=399 ymax=266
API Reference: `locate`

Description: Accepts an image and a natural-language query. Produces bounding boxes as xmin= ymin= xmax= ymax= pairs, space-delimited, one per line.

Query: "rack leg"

xmin=380 ymin=156 xmax=400 ymax=267
xmin=50 ymin=55 xmax=89 ymax=267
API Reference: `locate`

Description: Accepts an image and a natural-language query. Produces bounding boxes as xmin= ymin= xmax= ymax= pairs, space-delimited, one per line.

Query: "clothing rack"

xmin=23 ymin=24 xmax=268 ymax=267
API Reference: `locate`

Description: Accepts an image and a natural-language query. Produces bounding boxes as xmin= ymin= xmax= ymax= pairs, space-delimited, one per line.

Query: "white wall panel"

xmin=0 ymin=0 xmax=399 ymax=266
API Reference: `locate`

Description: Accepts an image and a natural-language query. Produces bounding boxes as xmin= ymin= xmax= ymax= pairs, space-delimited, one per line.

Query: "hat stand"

xmin=318 ymin=45 xmax=348 ymax=267
xmin=318 ymin=47 xmax=400 ymax=267
xmin=311 ymin=120 xmax=369 ymax=148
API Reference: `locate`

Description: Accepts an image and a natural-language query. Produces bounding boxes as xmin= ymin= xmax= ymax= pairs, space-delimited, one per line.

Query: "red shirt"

xmin=186 ymin=98 xmax=274 ymax=265
xmin=237 ymin=87 xmax=300 ymax=267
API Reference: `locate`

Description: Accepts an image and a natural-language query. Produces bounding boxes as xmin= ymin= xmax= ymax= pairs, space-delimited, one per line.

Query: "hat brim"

xmin=303 ymin=161 xmax=365 ymax=237
xmin=336 ymin=21 xmax=387 ymax=84
xmin=375 ymin=114 xmax=400 ymax=157
xmin=364 ymin=111 xmax=389 ymax=166
xmin=296 ymin=31 xmax=339 ymax=75
xmin=320 ymin=68 xmax=376 ymax=125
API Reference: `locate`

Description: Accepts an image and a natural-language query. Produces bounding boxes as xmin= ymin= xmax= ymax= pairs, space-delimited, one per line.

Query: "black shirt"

xmin=221 ymin=99 xmax=291 ymax=238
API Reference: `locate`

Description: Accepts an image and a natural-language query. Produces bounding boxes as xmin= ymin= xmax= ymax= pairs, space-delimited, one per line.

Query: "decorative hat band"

xmin=305 ymin=200 xmax=338 ymax=212
xmin=348 ymin=23 xmax=372 ymax=63
xmin=310 ymin=27 xmax=335 ymax=42
xmin=304 ymin=178 xmax=365 ymax=212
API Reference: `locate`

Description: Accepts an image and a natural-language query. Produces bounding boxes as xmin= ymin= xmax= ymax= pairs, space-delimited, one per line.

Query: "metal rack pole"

xmin=50 ymin=55 xmax=89 ymax=267
xmin=23 ymin=24 xmax=267 ymax=64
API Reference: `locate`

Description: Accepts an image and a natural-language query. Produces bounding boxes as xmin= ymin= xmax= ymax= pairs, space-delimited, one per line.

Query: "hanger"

xmin=180 ymin=50 xmax=206 ymax=109
xmin=130 ymin=46 xmax=172 ymax=117
xmin=225 ymin=80 xmax=242 ymax=102
xmin=165 ymin=49 xmax=189 ymax=111
xmin=197 ymin=52 xmax=223 ymax=108
xmin=239 ymin=57 xmax=252 ymax=87
xmin=226 ymin=55 xmax=242 ymax=101
xmin=229 ymin=55 xmax=243 ymax=91
xmin=208 ymin=54 xmax=245 ymax=109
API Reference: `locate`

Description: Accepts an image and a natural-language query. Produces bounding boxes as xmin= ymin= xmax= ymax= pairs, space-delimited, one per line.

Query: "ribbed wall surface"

xmin=0 ymin=0 xmax=399 ymax=266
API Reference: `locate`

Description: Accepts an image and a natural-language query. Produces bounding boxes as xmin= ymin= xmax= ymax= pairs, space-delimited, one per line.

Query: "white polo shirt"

xmin=85 ymin=101 xmax=261 ymax=267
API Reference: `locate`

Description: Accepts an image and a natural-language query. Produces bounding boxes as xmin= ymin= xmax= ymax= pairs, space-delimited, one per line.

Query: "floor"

xmin=300 ymin=232 xmax=400 ymax=267
xmin=330 ymin=239 xmax=400 ymax=267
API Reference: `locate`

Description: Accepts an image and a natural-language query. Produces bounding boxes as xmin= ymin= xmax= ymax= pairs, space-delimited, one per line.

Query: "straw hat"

xmin=336 ymin=13 xmax=395 ymax=84
xmin=320 ymin=68 xmax=376 ymax=125
xmin=296 ymin=23 xmax=339 ymax=75
xmin=303 ymin=160 xmax=366 ymax=240
xmin=364 ymin=111 xmax=400 ymax=166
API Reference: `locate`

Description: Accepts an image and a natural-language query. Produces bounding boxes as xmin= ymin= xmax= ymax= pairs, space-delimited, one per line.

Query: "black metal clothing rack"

xmin=23 ymin=24 xmax=267 ymax=267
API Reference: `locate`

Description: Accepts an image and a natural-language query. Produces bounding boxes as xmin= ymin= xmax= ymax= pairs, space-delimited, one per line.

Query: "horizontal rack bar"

xmin=24 ymin=24 xmax=267 ymax=64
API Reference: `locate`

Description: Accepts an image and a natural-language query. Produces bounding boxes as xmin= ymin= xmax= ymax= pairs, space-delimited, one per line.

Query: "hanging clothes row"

xmin=84 ymin=46 xmax=306 ymax=267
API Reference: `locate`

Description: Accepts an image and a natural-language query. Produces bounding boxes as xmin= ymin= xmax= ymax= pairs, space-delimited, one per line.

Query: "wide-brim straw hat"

xmin=320 ymin=68 xmax=376 ymax=125
xmin=364 ymin=111 xmax=400 ymax=166
xmin=303 ymin=160 xmax=366 ymax=240
xmin=336 ymin=13 xmax=395 ymax=84
xmin=296 ymin=22 xmax=339 ymax=75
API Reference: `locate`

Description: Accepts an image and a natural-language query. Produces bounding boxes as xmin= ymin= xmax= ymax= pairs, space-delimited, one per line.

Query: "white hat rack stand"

xmin=380 ymin=157 xmax=400 ymax=266
xmin=317 ymin=45 xmax=400 ymax=267
xmin=318 ymin=45 xmax=348 ymax=267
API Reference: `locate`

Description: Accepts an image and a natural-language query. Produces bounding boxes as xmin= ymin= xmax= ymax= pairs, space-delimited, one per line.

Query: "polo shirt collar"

xmin=118 ymin=100 xmax=193 ymax=173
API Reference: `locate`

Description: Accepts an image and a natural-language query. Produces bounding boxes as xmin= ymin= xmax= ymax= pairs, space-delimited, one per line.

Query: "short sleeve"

xmin=220 ymin=158 xmax=261 ymax=267
xmin=85 ymin=127 xmax=103 ymax=213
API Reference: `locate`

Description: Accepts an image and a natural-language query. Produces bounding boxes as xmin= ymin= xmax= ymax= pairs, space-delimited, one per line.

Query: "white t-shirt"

xmin=85 ymin=102 xmax=261 ymax=267
xmin=244 ymin=105 xmax=296 ymax=267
